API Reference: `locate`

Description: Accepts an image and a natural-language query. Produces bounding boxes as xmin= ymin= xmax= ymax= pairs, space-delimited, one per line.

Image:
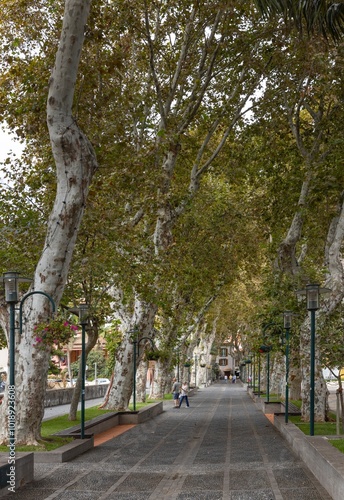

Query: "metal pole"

xmin=81 ymin=323 xmax=86 ymax=439
xmin=285 ymin=326 xmax=290 ymax=424
xmin=177 ymin=349 xmax=180 ymax=382
xmin=258 ymin=354 xmax=261 ymax=397
xmin=9 ymin=303 xmax=16 ymax=448
xmin=267 ymin=351 xmax=270 ymax=403
xmin=310 ymin=310 xmax=316 ymax=436
xmin=133 ymin=340 xmax=137 ymax=411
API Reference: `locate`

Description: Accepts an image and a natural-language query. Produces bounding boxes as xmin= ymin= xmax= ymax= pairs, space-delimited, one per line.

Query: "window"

xmin=219 ymin=359 xmax=227 ymax=366
xmin=220 ymin=348 xmax=228 ymax=357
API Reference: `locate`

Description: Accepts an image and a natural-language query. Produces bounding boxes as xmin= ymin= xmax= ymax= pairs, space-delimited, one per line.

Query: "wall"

xmin=44 ymin=384 xmax=108 ymax=407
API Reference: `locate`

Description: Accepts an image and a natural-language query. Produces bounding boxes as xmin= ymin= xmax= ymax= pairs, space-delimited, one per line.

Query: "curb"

xmin=274 ymin=415 xmax=344 ymax=500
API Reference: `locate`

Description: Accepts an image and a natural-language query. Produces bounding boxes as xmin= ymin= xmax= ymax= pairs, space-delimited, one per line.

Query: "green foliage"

xmin=71 ymin=349 xmax=107 ymax=379
xmin=102 ymin=322 xmax=123 ymax=375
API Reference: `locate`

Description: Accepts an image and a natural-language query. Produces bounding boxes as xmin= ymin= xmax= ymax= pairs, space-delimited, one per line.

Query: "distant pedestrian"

xmin=172 ymin=377 xmax=181 ymax=408
xmin=224 ymin=375 xmax=228 ymax=383
xmin=178 ymin=382 xmax=190 ymax=408
xmin=232 ymin=374 xmax=236 ymax=384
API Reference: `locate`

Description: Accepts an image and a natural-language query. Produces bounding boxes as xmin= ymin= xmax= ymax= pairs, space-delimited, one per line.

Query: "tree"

xmin=255 ymin=0 xmax=344 ymax=40
xmin=101 ymin=0 xmax=270 ymax=411
xmin=0 ymin=0 xmax=96 ymax=445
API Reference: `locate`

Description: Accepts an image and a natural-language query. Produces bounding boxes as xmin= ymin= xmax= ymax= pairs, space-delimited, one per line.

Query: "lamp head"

xmin=2 ymin=272 xmax=32 ymax=303
xmin=79 ymin=303 xmax=89 ymax=325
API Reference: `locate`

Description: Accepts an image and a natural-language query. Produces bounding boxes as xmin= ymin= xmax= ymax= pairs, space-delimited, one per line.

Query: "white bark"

xmin=0 ymin=0 xmax=95 ymax=445
xmin=270 ymin=353 xmax=285 ymax=398
xmin=105 ymin=298 xmax=157 ymax=410
xmin=137 ymin=359 xmax=148 ymax=403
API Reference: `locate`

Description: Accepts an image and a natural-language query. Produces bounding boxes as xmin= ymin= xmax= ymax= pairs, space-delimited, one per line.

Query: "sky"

xmin=0 ymin=128 xmax=24 ymax=163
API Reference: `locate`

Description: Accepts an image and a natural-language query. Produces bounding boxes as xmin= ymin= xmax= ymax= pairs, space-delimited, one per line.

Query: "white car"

xmin=95 ymin=378 xmax=110 ymax=385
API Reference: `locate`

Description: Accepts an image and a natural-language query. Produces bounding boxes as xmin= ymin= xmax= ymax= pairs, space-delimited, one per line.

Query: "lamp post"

xmin=283 ymin=311 xmax=292 ymax=424
xmin=2 ymin=271 xmax=55 ymax=448
xmin=130 ymin=329 xmax=155 ymax=411
xmin=78 ymin=303 xmax=88 ymax=439
xmin=177 ymin=348 xmax=180 ymax=382
xmin=296 ymin=284 xmax=330 ymax=436
xmin=257 ymin=351 xmax=261 ymax=397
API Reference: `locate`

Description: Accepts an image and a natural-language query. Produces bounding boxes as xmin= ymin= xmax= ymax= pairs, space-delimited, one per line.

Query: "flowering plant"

xmin=33 ymin=316 xmax=78 ymax=350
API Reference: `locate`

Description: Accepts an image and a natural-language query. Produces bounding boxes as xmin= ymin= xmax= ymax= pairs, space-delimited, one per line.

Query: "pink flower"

xmin=70 ymin=325 xmax=78 ymax=331
xmin=35 ymin=337 xmax=43 ymax=343
xmin=63 ymin=321 xmax=69 ymax=327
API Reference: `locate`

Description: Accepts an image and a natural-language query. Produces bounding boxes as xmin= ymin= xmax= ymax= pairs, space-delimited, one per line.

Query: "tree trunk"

xmin=105 ymin=299 xmax=157 ymax=410
xmin=289 ymin=361 xmax=302 ymax=400
xmin=69 ymin=328 xmax=98 ymax=421
xmin=136 ymin=359 xmax=148 ymax=403
xmin=0 ymin=0 xmax=95 ymax=445
xmin=270 ymin=353 xmax=285 ymax=399
xmin=149 ymin=360 xmax=171 ymax=400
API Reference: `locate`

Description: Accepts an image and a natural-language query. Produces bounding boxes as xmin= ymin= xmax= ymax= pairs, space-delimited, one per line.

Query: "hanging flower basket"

xmin=145 ymin=350 xmax=160 ymax=361
xmin=184 ymin=362 xmax=191 ymax=367
xmin=33 ymin=316 xmax=78 ymax=351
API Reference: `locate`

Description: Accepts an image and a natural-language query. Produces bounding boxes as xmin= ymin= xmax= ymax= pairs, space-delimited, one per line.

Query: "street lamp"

xmin=296 ymin=284 xmax=330 ymax=436
xmin=130 ymin=329 xmax=155 ymax=411
xmin=283 ymin=311 xmax=292 ymax=424
xmin=78 ymin=303 xmax=88 ymax=439
xmin=261 ymin=322 xmax=283 ymax=402
xmin=2 ymin=271 xmax=55 ymax=448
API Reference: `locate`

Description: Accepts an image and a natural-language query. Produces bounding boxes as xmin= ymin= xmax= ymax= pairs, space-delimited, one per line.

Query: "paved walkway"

xmin=9 ymin=383 xmax=332 ymax=499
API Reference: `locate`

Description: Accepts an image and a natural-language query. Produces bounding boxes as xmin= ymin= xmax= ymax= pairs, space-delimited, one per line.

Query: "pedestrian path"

xmin=9 ymin=383 xmax=332 ymax=499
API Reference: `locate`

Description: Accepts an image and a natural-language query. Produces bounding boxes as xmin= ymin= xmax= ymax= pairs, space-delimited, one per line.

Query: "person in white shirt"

xmin=178 ymin=382 xmax=190 ymax=408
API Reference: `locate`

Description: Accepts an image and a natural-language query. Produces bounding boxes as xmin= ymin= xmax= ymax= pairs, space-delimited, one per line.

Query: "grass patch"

xmin=0 ymin=436 xmax=74 ymax=452
xmin=329 ymin=439 xmax=344 ymax=453
xmin=0 ymin=398 xmax=164 ymax=452
xmin=254 ymin=393 xmax=281 ymax=401
xmin=0 ymin=406 xmax=113 ymax=452
xmin=128 ymin=395 xmax=170 ymax=411
xmin=41 ymin=406 xmax=113 ymax=436
xmin=288 ymin=415 xmax=341 ymax=436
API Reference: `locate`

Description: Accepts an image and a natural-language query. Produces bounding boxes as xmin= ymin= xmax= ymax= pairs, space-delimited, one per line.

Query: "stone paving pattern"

xmin=6 ymin=383 xmax=333 ymax=499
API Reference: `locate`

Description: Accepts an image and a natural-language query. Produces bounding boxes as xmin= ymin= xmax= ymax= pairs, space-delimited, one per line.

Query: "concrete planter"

xmin=0 ymin=453 xmax=33 ymax=497
xmin=39 ymin=401 xmax=164 ymax=463
xmin=274 ymin=415 xmax=344 ymax=500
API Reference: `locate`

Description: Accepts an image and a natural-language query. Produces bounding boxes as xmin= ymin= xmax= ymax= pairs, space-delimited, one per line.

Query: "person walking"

xmin=172 ymin=378 xmax=181 ymax=408
xmin=178 ymin=381 xmax=190 ymax=408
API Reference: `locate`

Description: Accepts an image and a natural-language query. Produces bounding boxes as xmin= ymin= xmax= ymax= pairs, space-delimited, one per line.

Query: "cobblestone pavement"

xmin=7 ymin=383 xmax=332 ymax=499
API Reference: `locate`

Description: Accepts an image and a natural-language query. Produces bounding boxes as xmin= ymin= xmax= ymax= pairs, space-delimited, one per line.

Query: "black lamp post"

xmin=261 ymin=322 xmax=282 ymax=402
xmin=2 ymin=271 xmax=55 ymax=448
xmin=296 ymin=284 xmax=330 ymax=436
xmin=78 ymin=303 xmax=88 ymax=439
xmin=283 ymin=311 xmax=292 ymax=424
xmin=177 ymin=348 xmax=180 ymax=382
